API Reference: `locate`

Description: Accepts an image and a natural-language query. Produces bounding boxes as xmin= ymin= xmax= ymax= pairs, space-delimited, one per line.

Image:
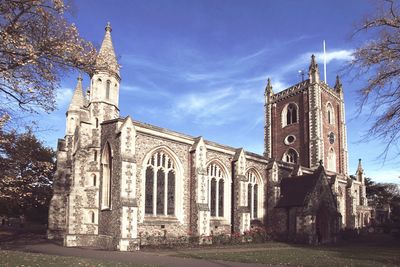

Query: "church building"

xmin=48 ymin=24 xmax=371 ymax=251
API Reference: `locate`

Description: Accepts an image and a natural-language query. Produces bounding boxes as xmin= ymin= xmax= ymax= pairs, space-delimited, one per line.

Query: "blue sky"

xmin=36 ymin=0 xmax=399 ymax=183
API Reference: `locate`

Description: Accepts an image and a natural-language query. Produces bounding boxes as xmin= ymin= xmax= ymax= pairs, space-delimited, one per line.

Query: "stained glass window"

xmin=145 ymin=166 xmax=153 ymax=214
xmin=218 ymin=179 xmax=224 ymax=217
xmin=145 ymin=151 xmax=176 ymax=217
xmin=210 ymin=178 xmax=217 ymax=217
xmin=207 ymin=162 xmax=226 ymax=218
xmin=167 ymin=171 xmax=175 ymax=215
xmin=156 ymin=169 xmax=165 ymax=215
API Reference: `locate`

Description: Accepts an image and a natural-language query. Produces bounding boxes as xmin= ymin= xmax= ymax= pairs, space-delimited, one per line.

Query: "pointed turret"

xmin=334 ymin=75 xmax=343 ymax=96
xmin=68 ymin=75 xmax=85 ymax=111
xmin=65 ymin=76 xmax=85 ymax=135
xmin=89 ymin=23 xmax=121 ymax=118
xmin=95 ymin=22 xmax=119 ymax=76
xmin=308 ymin=54 xmax=320 ymax=83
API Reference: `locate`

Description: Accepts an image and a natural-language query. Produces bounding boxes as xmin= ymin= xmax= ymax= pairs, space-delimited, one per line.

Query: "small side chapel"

xmin=48 ymin=24 xmax=371 ymax=250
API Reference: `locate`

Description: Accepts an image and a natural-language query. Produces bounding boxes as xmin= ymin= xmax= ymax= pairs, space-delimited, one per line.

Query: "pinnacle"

xmin=68 ymin=76 xmax=85 ymax=110
xmin=334 ymin=75 xmax=343 ymax=92
xmin=356 ymin=158 xmax=364 ymax=174
xmin=265 ymin=78 xmax=273 ymax=95
xmin=309 ymin=54 xmax=318 ymax=71
xmin=96 ymin=22 xmax=119 ymax=75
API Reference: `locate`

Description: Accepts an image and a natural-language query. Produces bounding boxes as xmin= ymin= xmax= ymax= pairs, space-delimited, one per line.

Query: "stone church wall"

xmin=98 ymin=120 xmax=122 ymax=248
xmin=135 ymin=131 xmax=192 ymax=239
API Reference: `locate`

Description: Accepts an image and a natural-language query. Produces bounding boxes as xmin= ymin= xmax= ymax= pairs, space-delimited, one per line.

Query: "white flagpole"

xmin=323 ymin=40 xmax=327 ymax=84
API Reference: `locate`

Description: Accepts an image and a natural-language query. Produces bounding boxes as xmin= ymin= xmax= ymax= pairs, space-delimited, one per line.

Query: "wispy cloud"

xmin=56 ymin=88 xmax=73 ymax=108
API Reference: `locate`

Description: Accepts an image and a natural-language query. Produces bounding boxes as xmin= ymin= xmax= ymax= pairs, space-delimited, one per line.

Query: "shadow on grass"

xmin=0 ymin=224 xmax=52 ymax=250
xmin=173 ymin=233 xmax=400 ymax=267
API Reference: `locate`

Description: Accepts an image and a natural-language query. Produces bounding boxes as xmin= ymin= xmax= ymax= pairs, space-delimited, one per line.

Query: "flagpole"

xmin=323 ymin=40 xmax=327 ymax=84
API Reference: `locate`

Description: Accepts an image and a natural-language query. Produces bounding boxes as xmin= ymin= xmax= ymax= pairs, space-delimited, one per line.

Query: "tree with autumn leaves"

xmin=0 ymin=0 xmax=95 ymax=223
xmin=0 ymin=0 xmax=96 ymax=126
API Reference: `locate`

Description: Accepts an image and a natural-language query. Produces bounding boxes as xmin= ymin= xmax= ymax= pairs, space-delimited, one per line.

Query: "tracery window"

xmin=101 ymin=143 xmax=112 ymax=209
xmin=207 ymin=162 xmax=225 ymax=218
xmin=285 ymin=103 xmax=298 ymax=126
xmin=145 ymin=151 xmax=175 ymax=216
xmin=283 ymin=148 xmax=298 ymax=164
xmin=246 ymin=170 xmax=260 ymax=219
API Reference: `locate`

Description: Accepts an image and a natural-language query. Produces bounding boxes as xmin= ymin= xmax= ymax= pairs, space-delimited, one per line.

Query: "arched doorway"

xmin=316 ymin=207 xmax=331 ymax=244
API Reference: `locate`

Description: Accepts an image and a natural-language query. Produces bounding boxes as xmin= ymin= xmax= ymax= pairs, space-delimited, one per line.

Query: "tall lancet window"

xmin=246 ymin=170 xmax=262 ymax=219
xmin=144 ymin=151 xmax=176 ymax=216
xmin=287 ymin=103 xmax=297 ymax=125
xmin=326 ymin=102 xmax=335 ymax=125
xmin=283 ymin=148 xmax=298 ymax=164
xmin=106 ymin=80 xmax=111 ymax=100
xmin=327 ymin=148 xmax=336 ymax=172
xmin=101 ymin=142 xmax=112 ymax=209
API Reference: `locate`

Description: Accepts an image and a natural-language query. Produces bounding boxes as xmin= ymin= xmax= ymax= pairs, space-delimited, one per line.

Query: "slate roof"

xmin=96 ymin=23 xmax=119 ymax=75
xmin=276 ymin=167 xmax=323 ymax=208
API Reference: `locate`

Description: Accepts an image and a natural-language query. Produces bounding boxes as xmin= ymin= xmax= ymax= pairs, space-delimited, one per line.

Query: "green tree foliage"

xmin=0 ymin=0 xmax=96 ymax=125
xmin=365 ymin=177 xmax=400 ymax=222
xmin=0 ymin=130 xmax=55 ymax=222
xmin=350 ymin=0 xmax=400 ymax=157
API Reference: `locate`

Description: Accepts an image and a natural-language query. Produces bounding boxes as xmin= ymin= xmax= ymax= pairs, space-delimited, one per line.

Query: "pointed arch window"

xmin=283 ymin=148 xmax=298 ymax=164
xmin=287 ymin=104 xmax=297 ymax=125
xmin=327 ymin=148 xmax=336 ymax=172
xmin=282 ymin=103 xmax=298 ymax=127
xmin=246 ymin=170 xmax=262 ymax=219
xmin=101 ymin=143 xmax=112 ymax=209
xmin=326 ymin=103 xmax=335 ymax=125
xmin=144 ymin=151 xmax=176 ymax=216
xmin=207 ymin=162 xmax=226 ymax=218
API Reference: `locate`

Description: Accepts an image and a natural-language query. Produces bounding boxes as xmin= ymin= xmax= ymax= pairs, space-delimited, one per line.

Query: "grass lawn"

xmin=0 ymin=250 xmax=155 ymax=267
xmin=174 ymin=234 xmax=400 ymax=267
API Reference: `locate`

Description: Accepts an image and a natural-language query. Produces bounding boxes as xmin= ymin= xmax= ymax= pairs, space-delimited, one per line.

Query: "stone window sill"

xmin=142 ymin=216 xmax=179 ymax=225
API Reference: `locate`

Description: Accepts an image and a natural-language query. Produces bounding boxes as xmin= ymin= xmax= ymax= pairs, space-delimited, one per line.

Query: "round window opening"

xmin=284 ymin=135 xmax=296 ymax=145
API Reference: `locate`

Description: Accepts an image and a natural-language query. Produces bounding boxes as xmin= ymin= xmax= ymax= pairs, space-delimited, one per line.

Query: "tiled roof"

xmin=276 ymin=167 xmax=323 ymax=208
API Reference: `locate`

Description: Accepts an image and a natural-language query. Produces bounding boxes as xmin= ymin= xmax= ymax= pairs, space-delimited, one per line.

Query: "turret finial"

xmin=105 ymin=22 xmax=112 ymax=32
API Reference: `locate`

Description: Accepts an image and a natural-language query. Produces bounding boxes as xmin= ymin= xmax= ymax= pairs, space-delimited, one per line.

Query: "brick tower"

xmin=264 ymin=55 xmax=349 ymax=175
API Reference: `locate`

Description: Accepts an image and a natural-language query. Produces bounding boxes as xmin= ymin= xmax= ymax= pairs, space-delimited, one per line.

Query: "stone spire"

xmin=68 ymin=75 xmax=85 ymax=111
xmin=96 ymin=22 xmax=119 ymax=76
xmin=334 ymin=75 xmax=343 ymax=95
xmin=308 ymin=54 xmax=320 ymax=83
